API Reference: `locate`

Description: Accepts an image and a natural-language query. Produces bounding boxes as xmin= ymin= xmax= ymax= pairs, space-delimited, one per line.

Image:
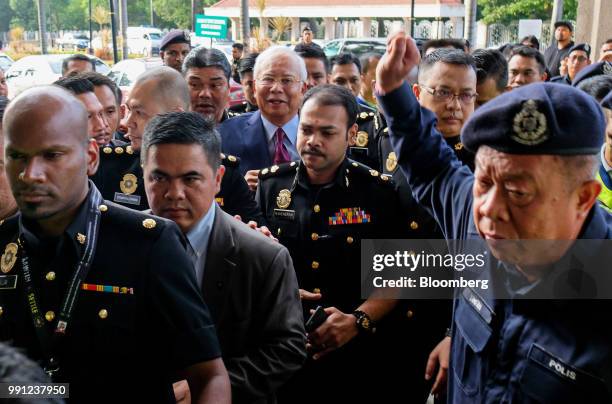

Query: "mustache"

xmin=301 ymin=148 xmax=324 ymax=157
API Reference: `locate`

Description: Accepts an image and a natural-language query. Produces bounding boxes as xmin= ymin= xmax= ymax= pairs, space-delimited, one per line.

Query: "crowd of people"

xmin=0 ymin=21 xmax=611 ymax=404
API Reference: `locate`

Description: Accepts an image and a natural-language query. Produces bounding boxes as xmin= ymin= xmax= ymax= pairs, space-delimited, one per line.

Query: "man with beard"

xmin=257 ymin=85 xmax=442 ymax=403
xmin=544 ymin=20 xmax=574 ymax=77
xmin=0 ymin=85 xmax=230 ymax=402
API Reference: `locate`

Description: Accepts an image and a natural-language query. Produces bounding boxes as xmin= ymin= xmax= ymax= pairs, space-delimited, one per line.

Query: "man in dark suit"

xmin=142 ymin=111 xmax=306 ymax=403
xmin=218 ymin=46 xmax=307 ymax=190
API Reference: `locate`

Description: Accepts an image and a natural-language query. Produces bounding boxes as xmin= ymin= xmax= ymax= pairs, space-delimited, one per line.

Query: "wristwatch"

xmin=353 ymin=310 xmax=376 ymax=335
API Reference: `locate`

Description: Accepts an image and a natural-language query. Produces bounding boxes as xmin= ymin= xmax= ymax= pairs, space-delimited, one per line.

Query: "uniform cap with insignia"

xmin=568 ymin=43 xmax=591 ymax=59
xmin=572 ymin=61 xmax=612 ymax=87
xmin=461 ymin=83 xmax=605 ymax=155
xmin=160 ymin=29 xmax=191 ymax=51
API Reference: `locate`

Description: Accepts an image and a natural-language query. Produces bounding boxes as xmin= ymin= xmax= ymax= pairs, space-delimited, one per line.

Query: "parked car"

xmin=323 ymin=38 xmax=387 ymax=58
xmin=5 ymin=54 xmax=109 ymax=98
xmin=126 ymin=27 xmax=162 ymax=57
xmin=106 ymin=58 xmax=163 ymax=101
xmin=57 ymin=33 xmax=90 ymax=51
xmin=0 ymin=52 xmax=14 ymax=72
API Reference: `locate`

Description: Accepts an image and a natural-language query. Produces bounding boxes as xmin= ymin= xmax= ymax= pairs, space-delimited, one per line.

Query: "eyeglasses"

xmin=258 ymin=76 xmax=302 ymax=88
xmin=569 ymin=55 xmax=588 ymax=63
xmin=419 ymin=85 xmax=478 ymax=104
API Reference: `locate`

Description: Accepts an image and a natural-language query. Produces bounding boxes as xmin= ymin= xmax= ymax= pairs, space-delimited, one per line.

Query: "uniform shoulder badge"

xmin=119 ymin=173 xmax=138 ymax=195
xmin=221 ymin=153 xmax=240 ymax=167
xmin=142 ymin=218 xmax=157 ymax=229
xmin=259 ymin=162 xmax=298 ymax=179
xmin=276 ymin=189 xmax=292 ymax=209
xmin=1 ymin=243 xmax=18 ymax=273
xmin=355 ymin=131 xmax=369 ymax=147
xmin=385 ymin=151 xmax=398 ymax=172
xmin=511 ymin=99 xmax=548 ymax=146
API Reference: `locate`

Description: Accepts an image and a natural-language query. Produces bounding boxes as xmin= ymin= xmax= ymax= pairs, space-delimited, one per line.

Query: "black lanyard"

xmin=18 ymin=186 xmax=103 ymax=378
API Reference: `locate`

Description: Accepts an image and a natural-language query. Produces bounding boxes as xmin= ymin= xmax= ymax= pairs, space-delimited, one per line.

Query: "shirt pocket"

xmin=75 ymin=291 xmax=137 ymax=356
xmin=452 ymin=292 xmax=493 ymax=397
xmin=520 ymin=344 xmax=609 ymax=403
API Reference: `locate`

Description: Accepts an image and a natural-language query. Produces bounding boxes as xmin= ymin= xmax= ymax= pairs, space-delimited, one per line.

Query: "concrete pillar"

xmin=361 ymin=17 xmax=372 ymax=37
xmin=450 ymin=16 xmax=463 ymax=39
xmin=260 ymin=17 xmax=269 ymax=37
xmin=431 ymin=18 xmax=443 ymax=39
xmin=291 ymin=17 xmax=300 ymax=42
xmin=576 ymin=0 xmax=612 ymax=61
xmin=230 ymin=17 xmax=240 ymax=41
xmin=476 ymin=20 xmax=488 ymax=49
xmin=324 ymin=17 xmax=335 ymax=40
xmin=402 ymin=17 xmax=413 ymax=36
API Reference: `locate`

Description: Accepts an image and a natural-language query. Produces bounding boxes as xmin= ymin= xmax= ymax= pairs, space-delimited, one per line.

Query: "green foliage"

xmin=478 ymin=0 xmax=578 ymax=25
xmin=152 ymin=0 xmax=192 ymax=28
xmin=9 ymin=0 xmax=37 ymax=30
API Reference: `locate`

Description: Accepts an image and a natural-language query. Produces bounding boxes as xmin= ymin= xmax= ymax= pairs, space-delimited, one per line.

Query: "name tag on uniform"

xmin=462 ymin=287 xmax=493 ymax=324
xmin=274 ymin=209 xmax=295 ymax=220
xmin=0 ymin=275 xmax=18 ymax=289
xmin=114 ymin=192 xmax=141 ymax=206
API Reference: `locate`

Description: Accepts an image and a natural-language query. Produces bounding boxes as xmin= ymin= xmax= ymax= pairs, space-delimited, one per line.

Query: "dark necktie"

xmin=273 ymin=127 xmax=291 ymax=164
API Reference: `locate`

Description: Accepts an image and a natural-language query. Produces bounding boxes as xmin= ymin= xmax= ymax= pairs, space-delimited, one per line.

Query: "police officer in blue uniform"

xmin=376 ymin=32 xmax=612 ymax=403
xmin=0 ymin=86 xmax=231 ymax=403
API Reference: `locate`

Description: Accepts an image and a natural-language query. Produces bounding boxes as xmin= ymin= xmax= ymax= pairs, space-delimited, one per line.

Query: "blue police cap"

xmin=462 ymin=83 xmax=605 ymax=155
xmin=572 ymin=61 xmax=612 ymax=87
xmin=568 ymin=43 xmax=591 ymax=59
xmin=602 ymin=91 xmax=612 ymax=110
xmin=160 ymin=29 xmax=191 ymax=51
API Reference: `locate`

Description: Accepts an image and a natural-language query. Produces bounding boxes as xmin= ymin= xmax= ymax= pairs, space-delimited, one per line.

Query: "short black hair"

xmin=472 ymin=48 xmax=508 ymax=91
xmin=183 ymin=47 xmax=231 ymax=81
xmin=301 ymin=84 xmax=358 ymax=130
xmin=330 ymin=53 xmax=361 ymax=74
xmin=418 ymin=48 xmax=476 ymax=83
xmin=295 ymin=44 xmax=330 ymax=73
xmin=142 ymin=111 xmax=221 ymax=171
xmin=232 ymin=43 xmax=244 ymax=51
xmin=238 ymin=52 xmax=259 ymax=76
xmin=498 ymin=43 xmax=517 ymax=61
xmin=0 ymin=96 xmax=9 ymax=124
xmin=605 ymin=38 xmax=612 ymax=45
xmin=79 ymin=71 xmax=122 ymax=105
xmin=520 ymin=35 xmax=540 ymax=50
xmin=509 ymin=45 xmax=547 ymax=74
xmin=54 ymin=74 xmax=95 ymax=95
xmin=359 ymin=52 xmax=382 ymax=75
xmin=62 ymin=54 xmax=95 ymax=76
xmin=576 ymin=75 xmax=612 ymax=102
xmin=422 ymin=38 xmax=466 ymax=55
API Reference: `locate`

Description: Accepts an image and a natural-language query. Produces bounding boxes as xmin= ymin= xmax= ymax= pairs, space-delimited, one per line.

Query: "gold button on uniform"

xmin=311 ymin=233 xmax=319 ymax=241
xmin=99 ymin=204 xmax=108 ymax=212
xmin=45 ymin=311 xmax=55 ymax=322
xmin=313 ymin=288 xmax=321 ymax=294
xmin=313 ymin=204 xmax=320 ymax=213
xmin=45 ymin=271 xmax=56 ymax=281
xmin=98 ymin=309 xmax=108 ymax=319
xmin=410 ymin=221 xmax=419 ymax=230
xmin=311 ymin=261 xmax=320 ymax=269
xmin=0 ymin=306 xmax=3 ymax=316
xmin=346 ymin=236 xmax=354 ymax=244
xmin=406 ymin=310 xmax=414 ymax=318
